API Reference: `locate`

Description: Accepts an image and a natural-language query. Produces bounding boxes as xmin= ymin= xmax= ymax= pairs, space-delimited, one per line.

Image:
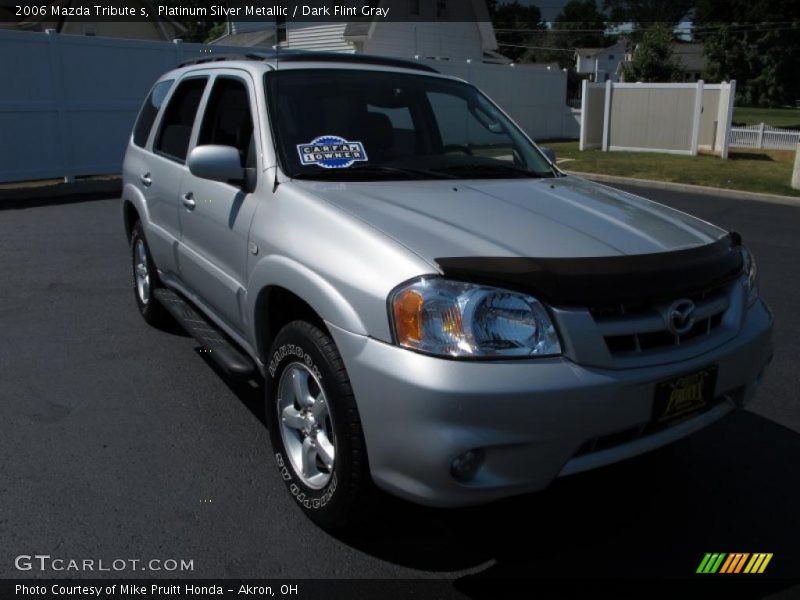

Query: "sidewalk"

xmin=0 ymin=176 xmax=121 ymax=208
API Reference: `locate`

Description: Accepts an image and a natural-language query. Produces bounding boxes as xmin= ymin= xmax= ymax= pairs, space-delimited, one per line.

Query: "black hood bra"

xmin=435 ymin=232 xmax=744 ymax=307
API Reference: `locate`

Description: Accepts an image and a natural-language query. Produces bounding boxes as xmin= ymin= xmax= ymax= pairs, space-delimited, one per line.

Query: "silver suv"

xmin=122 ymin=53 xmax=773 ymax=527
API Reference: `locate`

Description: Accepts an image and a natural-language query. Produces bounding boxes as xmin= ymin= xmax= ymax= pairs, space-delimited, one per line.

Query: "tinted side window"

xmin=197 ymin=77 xmax=254 ymax=168
xmin=154 ymin=77 xmax=208 ymax=162
xmin=133 ymin=80 xmax=173 ymax=148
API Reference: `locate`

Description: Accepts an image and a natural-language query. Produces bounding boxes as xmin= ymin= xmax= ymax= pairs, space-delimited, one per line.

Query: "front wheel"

xmin=265 ymin=320 xmax=372 ymax=529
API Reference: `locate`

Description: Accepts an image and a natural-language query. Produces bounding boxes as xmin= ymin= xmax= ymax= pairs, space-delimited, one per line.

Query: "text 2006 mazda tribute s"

xmin=122 ymin=52 xmax=773 ymax=527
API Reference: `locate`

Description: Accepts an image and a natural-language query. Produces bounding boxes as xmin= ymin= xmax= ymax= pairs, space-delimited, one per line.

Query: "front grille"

xmin=590 ymin=283 xmax=731 ymax=357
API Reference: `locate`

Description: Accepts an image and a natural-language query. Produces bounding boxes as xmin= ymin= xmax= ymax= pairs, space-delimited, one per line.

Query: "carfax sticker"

xmin=296 ymin=135 xmax=368 ymax=169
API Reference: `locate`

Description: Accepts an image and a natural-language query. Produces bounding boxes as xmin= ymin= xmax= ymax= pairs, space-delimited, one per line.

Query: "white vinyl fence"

xmin=729 ymin=123 xmax=800 ymax=151
xmin=0 ymin=28 xmax=579 ymax=184
xmin=0 ymin=28 xmax=253 ymax=184
xmin=580 ymin=79 xmax=737 ymax=158
xmin=423 ymin=60 xmax=580 ymax=141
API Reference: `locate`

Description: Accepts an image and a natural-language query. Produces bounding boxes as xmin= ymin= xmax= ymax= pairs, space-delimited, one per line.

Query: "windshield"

xmin=264 ymin=69 xmax=556 ymax=181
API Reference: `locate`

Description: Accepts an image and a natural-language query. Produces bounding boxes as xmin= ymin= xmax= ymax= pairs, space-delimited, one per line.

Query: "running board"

xmin=153 ymin=288 xmax=256 ymax=379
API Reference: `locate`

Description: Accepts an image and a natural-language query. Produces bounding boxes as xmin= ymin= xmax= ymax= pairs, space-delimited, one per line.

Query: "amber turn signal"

xmin=392 ymin=288 xmax=424 ymax=345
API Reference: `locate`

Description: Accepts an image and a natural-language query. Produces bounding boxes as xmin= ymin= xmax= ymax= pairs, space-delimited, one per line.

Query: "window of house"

xmin=436 ymin=0 xmax=447 ymax=18
xmin=197 ymin=77 xmax=255 ymax=169
xmin=608 ymin=54 xmax=614 ymax=60
xmin=154 ymin=77 xmax=207 ymax=162
xmin=409 ymin=0 xmax=420 ymax=15
xmin=133 ymin=79 xmax=173 ymax=148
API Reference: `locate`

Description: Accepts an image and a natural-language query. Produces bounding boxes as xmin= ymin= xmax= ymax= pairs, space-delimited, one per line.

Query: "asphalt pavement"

xmin=1 ymin=186 xmax=799 ymax=595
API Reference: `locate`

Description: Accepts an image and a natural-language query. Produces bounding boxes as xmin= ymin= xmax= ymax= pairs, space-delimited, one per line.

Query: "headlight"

xmin=741 ymin=246 xmax=758 ymax=306
xmin=390 ymin=278 xmax=561 ymax=358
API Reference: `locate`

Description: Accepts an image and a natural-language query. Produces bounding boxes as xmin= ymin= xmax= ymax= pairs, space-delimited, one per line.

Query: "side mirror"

xmin=540 ymin=146 xmax=556 ymax=163
xmin=187 ymin=145 xmax=245 ymax=187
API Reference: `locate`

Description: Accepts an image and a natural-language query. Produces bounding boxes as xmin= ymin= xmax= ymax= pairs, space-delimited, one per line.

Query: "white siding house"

xmin=212 ymin=0 xmax=499 ymax=62
xmin=0 ymin=0 xmax=186 ymax=41
xmin=575 ymin=42 xmax=625 ymax=82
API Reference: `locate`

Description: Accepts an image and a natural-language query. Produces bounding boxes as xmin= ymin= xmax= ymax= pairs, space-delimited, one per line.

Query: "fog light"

xmin=450 ymin=448 xmax=485 ymax=482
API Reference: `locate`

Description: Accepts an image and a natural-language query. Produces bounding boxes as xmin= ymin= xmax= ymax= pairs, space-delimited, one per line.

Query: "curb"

xmin=0 ymin=178 xmax=121 ymax=209
xmin=563 ymin=171 xmax=800 ymax=207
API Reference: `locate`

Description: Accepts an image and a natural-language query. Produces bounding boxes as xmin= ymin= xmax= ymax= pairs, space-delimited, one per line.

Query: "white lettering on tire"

xmin=276 ymin=452 xmax=337 ymax=510
xmin=268 ymin=344 xmax=322 ymax=381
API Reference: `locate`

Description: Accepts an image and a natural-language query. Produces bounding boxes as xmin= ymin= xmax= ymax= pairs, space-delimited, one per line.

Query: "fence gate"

xmin=579 ymin=79 xmax=737 ymax=159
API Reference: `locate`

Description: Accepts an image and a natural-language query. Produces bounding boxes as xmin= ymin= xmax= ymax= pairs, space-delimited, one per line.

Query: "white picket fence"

xmin=729 ymin=122 xmax=800 ymax=151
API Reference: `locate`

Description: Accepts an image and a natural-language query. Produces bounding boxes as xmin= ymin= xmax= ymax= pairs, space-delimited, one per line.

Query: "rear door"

xmin=143 ymin=75 xmax=209 ymax=276
xmin=177 ymin=71 xmax=261 ymax=333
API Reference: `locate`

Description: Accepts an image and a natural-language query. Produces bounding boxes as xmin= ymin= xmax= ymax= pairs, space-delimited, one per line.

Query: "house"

xmin=617 ymin=41 xmax=707 ymax=82
xmin=574 ymin=41 xmax=625 ymax=82
xmin=1 ymin=0 xmax=185 ymax=41
xmin=212 ymin=0 xmax=503 ymax=63
xmin=670 ymin=42 xmax=707 ymax=81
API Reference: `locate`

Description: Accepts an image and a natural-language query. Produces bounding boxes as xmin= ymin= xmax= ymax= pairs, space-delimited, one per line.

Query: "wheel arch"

xmin=122 ymin=200 xmax=140 ymax=242
xmin=121 ymin=182 xmax=151 ymax=242
xmin=248 ymin=256 xmax=368 ymax=365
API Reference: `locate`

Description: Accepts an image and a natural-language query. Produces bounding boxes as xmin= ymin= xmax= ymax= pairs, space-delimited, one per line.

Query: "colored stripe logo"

xmin=697 ymin=553 xmax=773 ymax=574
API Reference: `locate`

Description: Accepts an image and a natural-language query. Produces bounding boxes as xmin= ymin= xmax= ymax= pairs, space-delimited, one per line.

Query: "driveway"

xmin=1 ymin=185 xmax=798 ymax=596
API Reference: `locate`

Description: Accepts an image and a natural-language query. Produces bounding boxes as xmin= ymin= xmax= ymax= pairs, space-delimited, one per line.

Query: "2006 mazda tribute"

xmin=122 ymin=52 xmax=773 ymax=527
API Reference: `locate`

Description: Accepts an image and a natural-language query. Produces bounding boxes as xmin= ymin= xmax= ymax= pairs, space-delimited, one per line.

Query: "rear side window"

xmin=132 ymin=80 xmax=173 ymax=148
xmin=154 ymin=77 xmax=208 ymax=162
xmin=197 ymin=77 xmax=255 ymax=168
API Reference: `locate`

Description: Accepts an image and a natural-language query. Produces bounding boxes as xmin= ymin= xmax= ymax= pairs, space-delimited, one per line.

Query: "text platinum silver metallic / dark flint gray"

xmin=122 ymin=57 xmax=773 ymax=507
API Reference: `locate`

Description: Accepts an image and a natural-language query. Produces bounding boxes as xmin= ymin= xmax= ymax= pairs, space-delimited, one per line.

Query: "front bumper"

xmin=328 ymin=299 xmax=773 ymax=507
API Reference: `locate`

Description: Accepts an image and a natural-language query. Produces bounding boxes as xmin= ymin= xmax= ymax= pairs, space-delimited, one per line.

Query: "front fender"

xmin=246 ymin=254 xmax=368 ymax=359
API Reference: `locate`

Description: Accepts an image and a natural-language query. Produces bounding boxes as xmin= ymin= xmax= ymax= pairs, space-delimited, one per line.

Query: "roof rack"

xmin=178 ymin=54 xmax=266 ymax=68
xmin=179 ymin=51 xmax=439 ymax=73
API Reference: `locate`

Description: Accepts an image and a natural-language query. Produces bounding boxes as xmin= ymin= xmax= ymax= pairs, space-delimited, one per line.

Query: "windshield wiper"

xmin=431 ymin=163 xmax=550 ymax=179
xmin=290 ymin=164 xmax=455 ymax=180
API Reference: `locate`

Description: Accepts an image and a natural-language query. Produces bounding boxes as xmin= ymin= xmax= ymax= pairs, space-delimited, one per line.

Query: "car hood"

xmin=294 ymin=175 xmax=725 ymax=265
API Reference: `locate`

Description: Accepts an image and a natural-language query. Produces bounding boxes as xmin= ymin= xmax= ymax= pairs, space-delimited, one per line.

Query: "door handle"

xmin=140 ymin=173 xmax=152 ymax=187
xmin=182 ymin=192 xmax=196 ymax=210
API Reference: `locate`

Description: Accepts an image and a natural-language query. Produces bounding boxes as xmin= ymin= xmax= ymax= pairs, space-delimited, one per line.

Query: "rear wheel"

xmin=130 ymin=221 xmax=169 ymax=327
xmin=265 ymin=320 xmax=372 ymax=529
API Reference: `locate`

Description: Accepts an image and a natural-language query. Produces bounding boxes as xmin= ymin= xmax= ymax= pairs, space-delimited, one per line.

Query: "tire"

xmin=265 ymin=320 xmax=372 ymax=529
xmin=130 ymin=220 xmax=169 ymax=327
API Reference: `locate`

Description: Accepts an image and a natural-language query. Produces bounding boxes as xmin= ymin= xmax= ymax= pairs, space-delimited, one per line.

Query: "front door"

xmin=177 ymin=72 xmax=260 ymax=333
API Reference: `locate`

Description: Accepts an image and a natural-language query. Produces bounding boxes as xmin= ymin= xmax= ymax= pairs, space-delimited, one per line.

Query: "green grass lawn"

xmin=732 ymin=106 xmax=800 ymax=129
xmin=543 ymin=141 xmax=800 ymax=198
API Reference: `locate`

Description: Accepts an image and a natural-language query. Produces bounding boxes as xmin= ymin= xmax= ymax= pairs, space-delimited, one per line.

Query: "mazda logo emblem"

xmin=666 ymin=299 xmax=696 ymax=336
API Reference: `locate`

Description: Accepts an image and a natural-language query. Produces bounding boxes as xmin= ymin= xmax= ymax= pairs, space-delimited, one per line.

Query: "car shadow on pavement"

xmin=195 ymin=349 xmax=266 ymax=424
xmin=193 ymin=355 xmax=799 ymax=594
xmin=331 ymin=410 xmax=800 ymax=593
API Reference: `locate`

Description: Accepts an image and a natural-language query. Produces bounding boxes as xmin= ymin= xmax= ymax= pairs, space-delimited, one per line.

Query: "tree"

xmin=622 ymin=25 xmax=684 ymax=82
xmin=488 ymin=0 xmax=545 ymax=62
xmin=695 ymin=0 xmax=800 ymax=107
xmin=603 ymin=0 xmax=694 ymax=28
xmin=530 ymin=0 xmax=614 ymax=98
xmin=554 ymin=0 xmax=608 ymax=49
